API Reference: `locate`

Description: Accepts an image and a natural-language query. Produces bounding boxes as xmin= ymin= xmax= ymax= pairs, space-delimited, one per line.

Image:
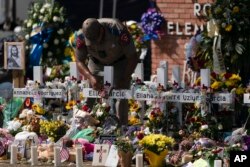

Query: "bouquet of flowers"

xmin=145 ymin=106 xmax=164 ymax=131
xmin=23 ymin=0 xmax=72 ymax=66
xmin=125 ymin=20 xmax=147 ymax=53
xmin=210 ymin=72 xmax=244 ymax=94
xmin=39 ymin=120 xmax=68 ymax=142
xmin=91 ymin=102 xmax=110 ymax=123
xmin=128 ymin=99 xmax=141 ymax=125
xmin=141 ymin=8 xmax=165 ymax=40
xmin=139 ymin=134 xmax=174 ymax=155
xmin=115 ymin=136 xmax=134 ymax=153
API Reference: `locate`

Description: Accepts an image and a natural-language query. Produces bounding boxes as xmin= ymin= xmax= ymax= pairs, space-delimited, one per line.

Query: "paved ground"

xmin=0 ymin=160 xmax=95 ymax=167
xmin=0 ymin=160 xmax=144 ymax=167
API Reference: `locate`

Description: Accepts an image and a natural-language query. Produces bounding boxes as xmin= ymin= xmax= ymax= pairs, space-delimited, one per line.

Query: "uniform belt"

xmin=90 ymin=55 xmax=126 ymax=66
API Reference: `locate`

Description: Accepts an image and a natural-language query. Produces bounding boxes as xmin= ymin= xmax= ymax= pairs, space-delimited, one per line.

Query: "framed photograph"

xmin=4 ymin=42 xmax=25 ymax=70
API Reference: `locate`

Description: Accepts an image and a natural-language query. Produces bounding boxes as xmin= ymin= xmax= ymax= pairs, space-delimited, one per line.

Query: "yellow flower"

xmin=229 ymin=74 xmax=241 ymax=81
xmin=232 ymin=6 xmax=239 ymax=13
xmin=129 ymin=102 xmax=140 ymax=112
xmin=128 ymin=116 xmax=140 ymax=125
xmin=139 ymin=134 xmax=174 ymax=155
xmin=130 ymin=24 xmax=137 ymax=29
xmin=225 ymin=24 xmax=232 ymax=32
xmin=32 ymin=103 xmax=45 ymax=115
xmin=236 ymin=87 xmax=245 ymax=95
xmin=225 ymin=80 xmax=235 ymax=88
xmin=211 ymin=81 xmax=222 ymax=90
xmin=65 ymin=100 xmax=76 ymax=110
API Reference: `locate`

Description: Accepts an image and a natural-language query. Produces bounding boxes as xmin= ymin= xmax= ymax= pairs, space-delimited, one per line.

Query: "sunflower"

xmin=65 ymin=100 xmax=76 ymax=110
xmin=32 ymin=103 xmax=45 ymax=115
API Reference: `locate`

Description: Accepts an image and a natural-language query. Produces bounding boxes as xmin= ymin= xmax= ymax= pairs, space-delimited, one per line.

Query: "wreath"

xmin=141 ymin=8 xmax=166 ymax=40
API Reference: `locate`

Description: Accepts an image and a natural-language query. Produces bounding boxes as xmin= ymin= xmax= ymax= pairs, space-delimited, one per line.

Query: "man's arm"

xmin=75 ymin=48 xmax=103 ymax=90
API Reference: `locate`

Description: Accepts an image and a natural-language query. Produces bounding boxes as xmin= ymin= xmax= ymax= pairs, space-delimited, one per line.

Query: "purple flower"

xmin=141 ymin=8 xmax=165 ymax=40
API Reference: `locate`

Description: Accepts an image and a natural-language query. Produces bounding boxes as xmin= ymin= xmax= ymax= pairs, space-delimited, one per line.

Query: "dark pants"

xmin=87 ymin=58 xmax=129 ymax=125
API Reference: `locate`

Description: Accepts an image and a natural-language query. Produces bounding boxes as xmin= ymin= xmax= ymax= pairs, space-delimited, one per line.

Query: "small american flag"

xmin=0 ymin=141 xmax=5 ymax=156
xmin=60 ymin=147 xmax=69 ymax=162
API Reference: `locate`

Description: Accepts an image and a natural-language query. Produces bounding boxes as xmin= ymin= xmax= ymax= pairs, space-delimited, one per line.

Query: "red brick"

xmin=179 ymin=13 xmax=191 ymax=19
xmin=166 ymin=13 xmax=179 ymax=19
xmin=174 ymin=9 xmax=186 ymax=13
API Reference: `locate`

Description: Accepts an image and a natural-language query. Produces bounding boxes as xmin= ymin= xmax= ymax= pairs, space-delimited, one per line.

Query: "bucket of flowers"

xmin=139 ymin=134 xmax=175 ymax=167
xmin=114 ymin=136 xmax=134 ymax=167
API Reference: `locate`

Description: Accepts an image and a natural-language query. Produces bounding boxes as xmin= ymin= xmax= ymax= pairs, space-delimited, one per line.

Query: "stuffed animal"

xmin=38 ymin=143 xmax=54 ymax=162
xmin=73 ymin=105 xmax=100 ymax=126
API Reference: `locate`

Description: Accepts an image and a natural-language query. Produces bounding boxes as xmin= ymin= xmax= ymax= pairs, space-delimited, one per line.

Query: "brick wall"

xmin=151 ymin=0 xmax=213 ymax=81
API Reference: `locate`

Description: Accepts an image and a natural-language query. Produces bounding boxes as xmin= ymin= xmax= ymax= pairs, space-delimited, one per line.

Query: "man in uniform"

xmin=75 ymin=18 xmax=139 ymax=125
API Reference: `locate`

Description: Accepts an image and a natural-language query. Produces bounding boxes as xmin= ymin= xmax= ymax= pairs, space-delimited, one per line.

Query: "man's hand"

xmin=89 ymin=75 xmax=103 ymax=91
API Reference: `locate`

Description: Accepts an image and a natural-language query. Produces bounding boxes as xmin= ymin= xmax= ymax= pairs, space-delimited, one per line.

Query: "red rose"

xmin=82 ymin=105 xmax=89 ymax=112
xmin=211 ymin=72 xmax=217 ymax=79
xmin=224 ymin=73 xmax=232 ymax=79
xmin=137 ymin=132 xmax=144 ymax=140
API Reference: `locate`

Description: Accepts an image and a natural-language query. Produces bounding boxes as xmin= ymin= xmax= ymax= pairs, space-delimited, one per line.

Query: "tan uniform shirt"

xmin=76 ymin=18 xmax=136 ymax=65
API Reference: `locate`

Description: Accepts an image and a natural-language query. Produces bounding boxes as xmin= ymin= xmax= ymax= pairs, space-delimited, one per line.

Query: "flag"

xmin=60 ymin=147 xmax=69 ymax=162
xmin=0 ymin=141 xmax=5 ymax=156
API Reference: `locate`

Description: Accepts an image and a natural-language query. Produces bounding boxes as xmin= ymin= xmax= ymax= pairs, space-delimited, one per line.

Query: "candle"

xmin=31 ymin=145 xmax=38 ymax=166
xmin=10 ymin=144 xmax=18 ymax=164
xmin=136 ymin=154 xmax=143 ymax=167
xmin=75 ymin=144 xmax=83 ymax=167
xmin=54 ymin=145 xmax=61 ymax=167
xmin=214 ymin=160 xmax=222 ymax=167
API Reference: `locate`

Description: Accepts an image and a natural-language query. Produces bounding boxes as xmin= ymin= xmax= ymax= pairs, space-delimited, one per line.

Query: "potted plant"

xmin=114 ymin=136 xmax=134 ymax=167
xmin=139 ymin=134 xmax=175 ymax=167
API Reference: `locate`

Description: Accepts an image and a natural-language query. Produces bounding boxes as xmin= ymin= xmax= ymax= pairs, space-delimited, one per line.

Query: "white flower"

xmin=48 ymin=51 xmax=53 ymax=57
xmin=27 ymin=21 xmax=32 ymax=28
xmin=43 ymin=43 xmax=48 ymax=48
xmin=34 ymin=3 xmax=40 ymax=11
xmin=43 ymin=16 xmax=48 ymax=22
xmin=25 ymin=34 xmax=30 ymax=40
xmin=43 ymin=3 xmax=51 ymax=8
xmin=7 ymin=120 xmax=21 ymax=131
xmin=101 ymin=102 xmax=107 ymax=107
xmin=39 ymin=15 xmax=44 ymax=20
xmin=54 ymin=39 xmax=59 ymax=45
xmin=57 ymin=29 xmax=64 ymax=35
xmin=96 ymin=111 xmax=103 ymax=117
xmin=14 ymin=26 xmax=22 ymax=33
xmin=33 ymin=13 xmax=38 ymax=18
xmin=131 ymin=111 xmax=137 ymax=117
xmin=53 ymin=16 xmax=60 ymax=22
xmin=45 ymin=81 xmax=53 ymax=88
xmin=27 ymin=110 xmax=34 ymax=115
xmin=218 ymin=124 xmax=223 ymax=130
xmin=200 ymin=124 xmax=208 ymax=131
xmin=40 ymin=8 xmax=45 ymax=14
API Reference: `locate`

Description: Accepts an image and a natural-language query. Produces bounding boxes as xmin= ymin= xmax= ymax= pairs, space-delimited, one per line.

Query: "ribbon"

xmin=29 ymin=25 xmax=53 ymax=67
xmin=212 ymin=35 xmax=226 ymax=74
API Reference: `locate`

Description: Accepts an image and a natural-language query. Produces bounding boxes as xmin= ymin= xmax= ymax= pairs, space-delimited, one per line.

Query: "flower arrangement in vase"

xmin=139 ymin=134 xmax=175 ymax=167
